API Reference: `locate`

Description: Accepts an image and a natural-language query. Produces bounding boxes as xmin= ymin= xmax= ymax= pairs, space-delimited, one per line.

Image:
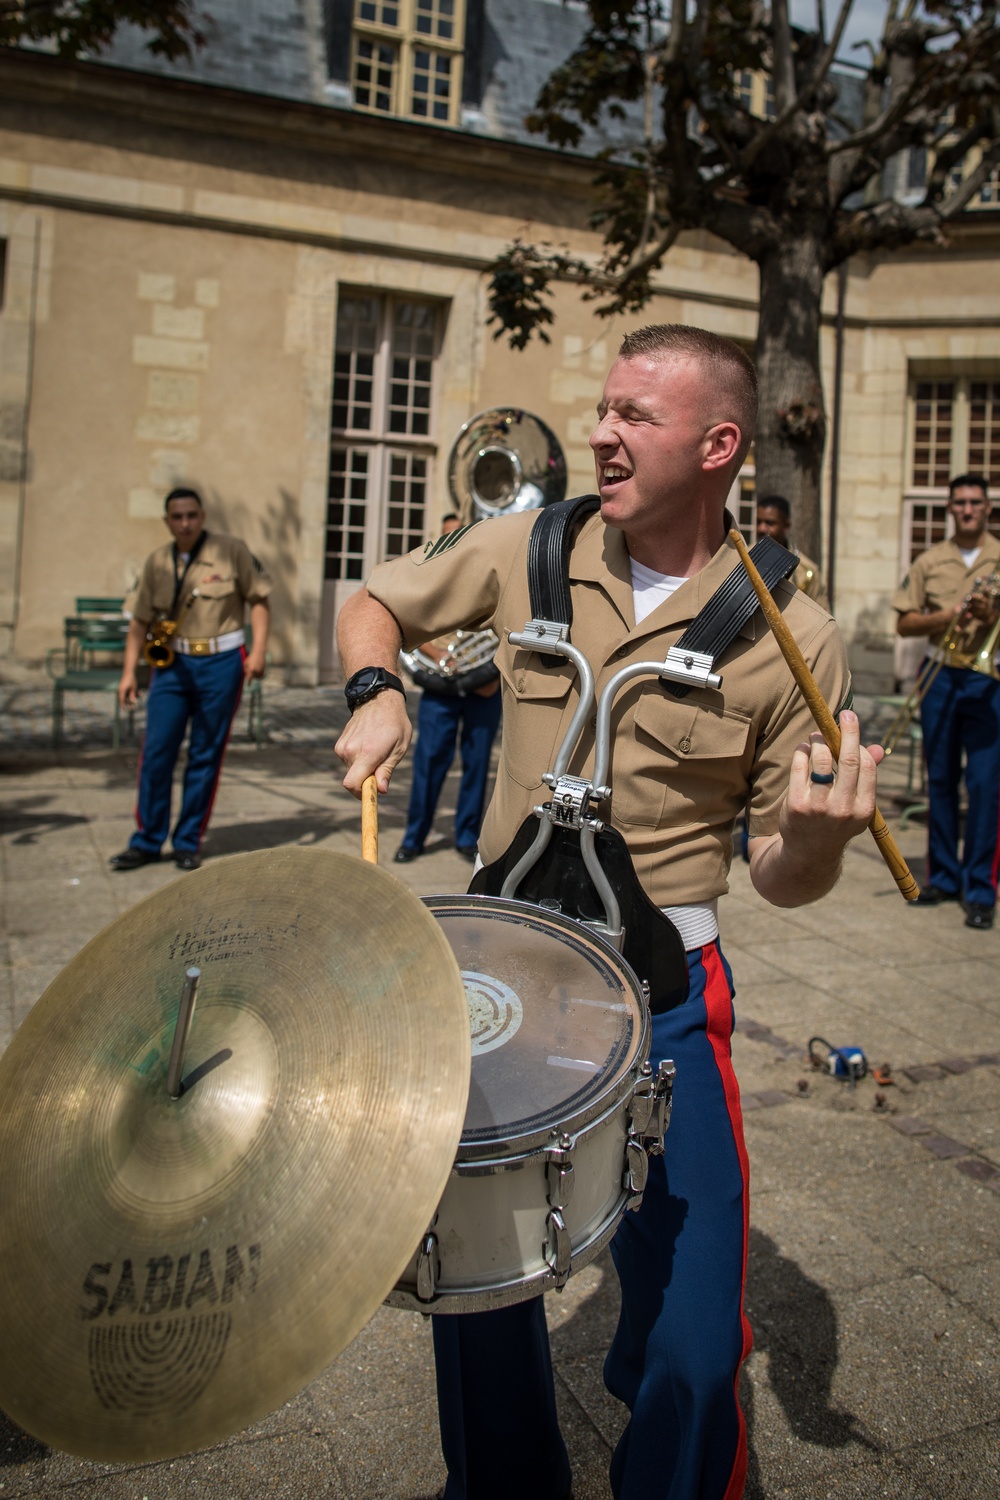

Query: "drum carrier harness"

xmin=470 ymin=496 xmax=798 ymax=1015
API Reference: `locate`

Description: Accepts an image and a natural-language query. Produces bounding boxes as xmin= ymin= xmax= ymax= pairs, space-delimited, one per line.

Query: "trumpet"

xmin=143 ymin=617 xmax=179 ymax=669
xmin=883 ymin=568 xmax=1000 ymax=754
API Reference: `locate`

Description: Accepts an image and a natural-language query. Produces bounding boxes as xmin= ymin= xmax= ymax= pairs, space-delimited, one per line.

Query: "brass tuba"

xmin=447 ymin=407 xmax=567 ymax=520
xmin=143 ymin=617 xmax=179 ymax=669
xmin=401 ymin=410 xmax=568 ymax=692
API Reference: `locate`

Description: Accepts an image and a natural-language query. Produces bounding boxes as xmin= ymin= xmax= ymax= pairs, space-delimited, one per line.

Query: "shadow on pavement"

xmin=743 ymin=1225 xmax=880 ymax=1496
xmin=0 ymin=799 xmax=91 ymax=844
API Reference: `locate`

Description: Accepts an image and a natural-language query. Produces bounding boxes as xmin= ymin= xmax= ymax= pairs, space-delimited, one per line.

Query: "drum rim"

xmin=423 ymin=892 xmax=650 ymax=1162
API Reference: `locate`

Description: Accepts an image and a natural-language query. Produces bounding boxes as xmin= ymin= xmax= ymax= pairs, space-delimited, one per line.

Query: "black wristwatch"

xmin=344 ymin=666 xmax=406 ymax=712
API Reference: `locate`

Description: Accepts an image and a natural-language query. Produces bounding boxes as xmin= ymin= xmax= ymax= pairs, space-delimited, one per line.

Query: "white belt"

xmin=661 ymin=900 xmax=719 ymax=952
xmin=173 ymin=629 xmax=245 ymax=657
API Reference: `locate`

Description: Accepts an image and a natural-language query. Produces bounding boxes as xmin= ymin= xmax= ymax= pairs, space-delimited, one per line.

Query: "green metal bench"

xmin=47 ymin=609 xmax=265 ymax=749
xmin=46 ymin=614 xmax=135 ymax=748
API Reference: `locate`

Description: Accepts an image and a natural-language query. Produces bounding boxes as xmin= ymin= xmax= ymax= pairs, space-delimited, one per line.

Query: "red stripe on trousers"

xmin=702 ymin=941 xmax=753 ymax=1500
xmin=194 ymin=651 xmax=245 ymax=849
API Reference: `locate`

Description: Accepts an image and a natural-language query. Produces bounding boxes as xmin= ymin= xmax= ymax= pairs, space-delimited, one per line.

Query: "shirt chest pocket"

xmin=494 ymin=638 xmax=575 ymax=789
xmin=195 ymin=577 xmax=237 ymax=601
xmin=614 ymin=692 xmax=753 ymax=828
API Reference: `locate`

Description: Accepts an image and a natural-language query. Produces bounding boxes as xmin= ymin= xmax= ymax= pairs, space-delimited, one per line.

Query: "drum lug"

xmin=644 ymin=1059 xmax=676 ymax=1157
xmin=628 ymin=1061 xmax=655 ymax=1134
xmin=415 ymin=1231 xmax=440 ymax=1303
xmin=544 ymin=1208 xmax=573 ymax=1288
xmin=545 ymin=1132 xmax=575 ymax=1212
xmin=544 ymin=1133 xmax=574 ymax=1288
xmin=625 ymin=1133 xmax=648 ymax=1209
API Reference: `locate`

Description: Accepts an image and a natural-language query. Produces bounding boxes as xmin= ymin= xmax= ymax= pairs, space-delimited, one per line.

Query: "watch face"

xmin=346 ymin=667 xmax=387 ymax=707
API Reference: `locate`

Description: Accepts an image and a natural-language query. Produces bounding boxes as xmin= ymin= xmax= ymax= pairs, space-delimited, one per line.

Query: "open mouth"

xmin=600 ymin=465 xmax=632 ymax=489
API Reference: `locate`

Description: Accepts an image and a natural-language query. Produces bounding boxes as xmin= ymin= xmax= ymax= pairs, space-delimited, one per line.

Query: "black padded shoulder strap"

xmin=676 ymin=534 xmax=798 ymax=658
xmin=526 ymin=495 xmax=601 ymax=630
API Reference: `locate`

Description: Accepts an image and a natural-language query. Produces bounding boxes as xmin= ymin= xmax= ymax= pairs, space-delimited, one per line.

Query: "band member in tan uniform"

xmin=755 ymin=493 xmax=830 ymax=609
xmin=110 ymin=488 xmax=271 ymax=873
xmin=335 ymin=326 xmax=882 ymax=1500
xmin=893 ymin=473 xmax=1000 ymax=928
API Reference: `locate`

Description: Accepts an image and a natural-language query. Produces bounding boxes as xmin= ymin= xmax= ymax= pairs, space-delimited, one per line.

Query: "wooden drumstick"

xmin=729 ymin=529 xmax=919 ymax=903
xmin=361 ymin=774 xmax=379 ymax=864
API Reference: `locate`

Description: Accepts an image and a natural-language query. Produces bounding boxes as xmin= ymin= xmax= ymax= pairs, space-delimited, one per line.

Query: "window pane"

xmin=387 ymin=300 xmax=436 ymax=435
xmin=411 ymin=48 xmax=452 ymax=121
xmin=355 ymin=0 xmax=399 ymax=27
xmin=332 ymin=299 xmax=378 ymax=430
xmin=910 ymin=381 xmax=954 ymax=487
xmin=326 ymin=447 xmax=371 ymax=581
xmin=383 ymin=449 xmax=432 ymax=558
xmin=968 ymin=381 xmax=1000 ymax=487
xmin=354 ymin=37 xmax=397 ymax=112
xmin=415 ymin=0 xmax=455 ymax=40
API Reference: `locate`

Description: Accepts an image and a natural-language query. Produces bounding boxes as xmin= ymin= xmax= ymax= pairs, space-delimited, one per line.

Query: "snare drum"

xmin=388 ymin=895 xmax=669 ymax=1315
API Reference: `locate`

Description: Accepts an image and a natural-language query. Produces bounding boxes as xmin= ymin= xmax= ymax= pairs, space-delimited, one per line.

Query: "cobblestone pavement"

xmin=1 ymin=671 xmax=999 ymax=1498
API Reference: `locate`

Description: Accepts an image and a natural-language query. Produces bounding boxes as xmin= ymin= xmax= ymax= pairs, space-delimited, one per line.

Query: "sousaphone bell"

xmin=447 ymin=407 xmax=567 ymax=520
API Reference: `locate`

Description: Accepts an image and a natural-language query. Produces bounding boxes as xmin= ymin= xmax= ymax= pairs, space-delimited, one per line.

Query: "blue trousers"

xmin=920 ymin=663 xmax=1000 ymax=907
xmin=402 ymin=689 xmax=502 ymax=853
xmin=130 ymin=648 xmax=245 ymax=857
xmin=432 ymin=941 xmax=751 ymax=1500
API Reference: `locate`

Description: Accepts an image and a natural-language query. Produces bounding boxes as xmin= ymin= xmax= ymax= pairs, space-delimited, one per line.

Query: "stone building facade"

xmin=1 ymin=0 xmax=998 ymax=687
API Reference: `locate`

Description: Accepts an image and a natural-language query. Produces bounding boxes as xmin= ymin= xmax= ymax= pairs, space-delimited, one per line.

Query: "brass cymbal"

xmin=0 ymin=848 xmax=470 ymax=1463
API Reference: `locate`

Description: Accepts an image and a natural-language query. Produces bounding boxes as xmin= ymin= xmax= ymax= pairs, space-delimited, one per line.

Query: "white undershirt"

xmin=959 ymin=546 xmax=982 ymax=568
xmin=630 ymin=558 xmax=685 ymax=624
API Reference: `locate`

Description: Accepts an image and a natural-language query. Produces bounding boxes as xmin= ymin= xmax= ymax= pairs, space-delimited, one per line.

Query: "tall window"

xmin=351 ymin=0 xmax=464 ymax=124
xmin=902 ymin=375 xmax=1000 ymax=566
xmin=326 ymin=294 xmax=440 ymax=583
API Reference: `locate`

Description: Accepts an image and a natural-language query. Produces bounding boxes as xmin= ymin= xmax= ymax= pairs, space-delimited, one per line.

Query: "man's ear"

xmin=703 ymin=421 xmax=742 ymax=472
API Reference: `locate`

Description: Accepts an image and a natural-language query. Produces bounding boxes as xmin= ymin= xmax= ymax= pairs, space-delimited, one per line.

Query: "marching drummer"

xmin=336 ymin=324 xmax=883 ymax=1500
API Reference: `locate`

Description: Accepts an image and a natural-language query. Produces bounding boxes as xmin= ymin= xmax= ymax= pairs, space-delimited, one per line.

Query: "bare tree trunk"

xmin=753 ymin=235 xmax=827 ymax=564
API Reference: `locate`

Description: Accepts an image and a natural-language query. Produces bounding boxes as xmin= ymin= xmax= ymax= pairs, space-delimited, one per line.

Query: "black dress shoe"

xmin=109 ymin=847 xmax=160 ymax=870
xmin=455 ymin=846 xmax=478 ymax=862
xmin=964 ymin=902 xmax=995 ymax=930
xmin=393 ymin=845 xmax=421 ymax=863
xmin=174 ymin=852 xmax=202 ymax=872
xmin=913 ymin=885 xmax=959 ymax=906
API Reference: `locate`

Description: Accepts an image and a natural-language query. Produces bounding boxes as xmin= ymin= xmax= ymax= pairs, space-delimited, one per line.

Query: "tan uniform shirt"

xmin=368 ymin=509 xmax=850 ymax=907
xmin=792 ymin=550 xmax=830 ymax=612
xmin=891 ymin=534 xmax=1000 ymax=656
xmin=132 ymin=532 xmax=272 ymax=641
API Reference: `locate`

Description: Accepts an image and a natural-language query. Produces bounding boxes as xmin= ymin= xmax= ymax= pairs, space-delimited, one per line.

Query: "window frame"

xmin=326 ymin=290 xmax=443 ymax=584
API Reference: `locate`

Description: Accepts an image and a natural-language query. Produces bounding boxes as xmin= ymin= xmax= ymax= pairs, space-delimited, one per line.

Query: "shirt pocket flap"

xmin=633 ymin=692 xmax=752 ymax=760
xmin=494 ymin=637 xmax=575 ymax=705
xmin=194 ymin=578 xmax=237 ymax=600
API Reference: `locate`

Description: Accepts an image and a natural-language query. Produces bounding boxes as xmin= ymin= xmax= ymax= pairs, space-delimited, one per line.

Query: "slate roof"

xmin=100 ymin=0 xmax=319 ymax=101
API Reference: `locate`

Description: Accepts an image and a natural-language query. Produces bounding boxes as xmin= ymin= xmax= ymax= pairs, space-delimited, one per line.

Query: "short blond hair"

xmin=618 ymin=324 xmax=758 ymax=465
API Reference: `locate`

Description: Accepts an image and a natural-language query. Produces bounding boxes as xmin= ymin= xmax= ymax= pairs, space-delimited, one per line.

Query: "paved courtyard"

xmin=1 ymin=672 xmax=998 ymax=1498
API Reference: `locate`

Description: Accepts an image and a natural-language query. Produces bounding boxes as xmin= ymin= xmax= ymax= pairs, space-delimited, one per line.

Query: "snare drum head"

xmin=425 ymin=896 xmax=645 ymax=1149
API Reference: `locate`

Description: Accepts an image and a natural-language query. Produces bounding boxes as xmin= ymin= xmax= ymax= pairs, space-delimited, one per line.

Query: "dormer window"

xmin=351 ymin=0 xmax=464 ymax=124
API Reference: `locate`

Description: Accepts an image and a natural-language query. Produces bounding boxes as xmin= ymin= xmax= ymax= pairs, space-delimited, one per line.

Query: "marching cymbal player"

xmin=335 ymin=325 xmax=883 ymax=1500
xmin=893 ymin=474 xmax=1000 ymax=929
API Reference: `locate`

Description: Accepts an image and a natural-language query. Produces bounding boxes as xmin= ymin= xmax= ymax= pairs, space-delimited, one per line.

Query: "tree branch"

xmin=771 ymin=0 xmax=798 ymax=115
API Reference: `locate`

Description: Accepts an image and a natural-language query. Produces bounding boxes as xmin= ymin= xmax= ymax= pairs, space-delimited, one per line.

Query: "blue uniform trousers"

xmin=402 ymin=688 xmax=502 ymax=853
xmin=130 ymin=647 xmax=245 ymax=857
xmin=920 ymin=663 xmax=1000 ymax=907
xmin=432 ymin=941 xmax=751 ymax=1500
